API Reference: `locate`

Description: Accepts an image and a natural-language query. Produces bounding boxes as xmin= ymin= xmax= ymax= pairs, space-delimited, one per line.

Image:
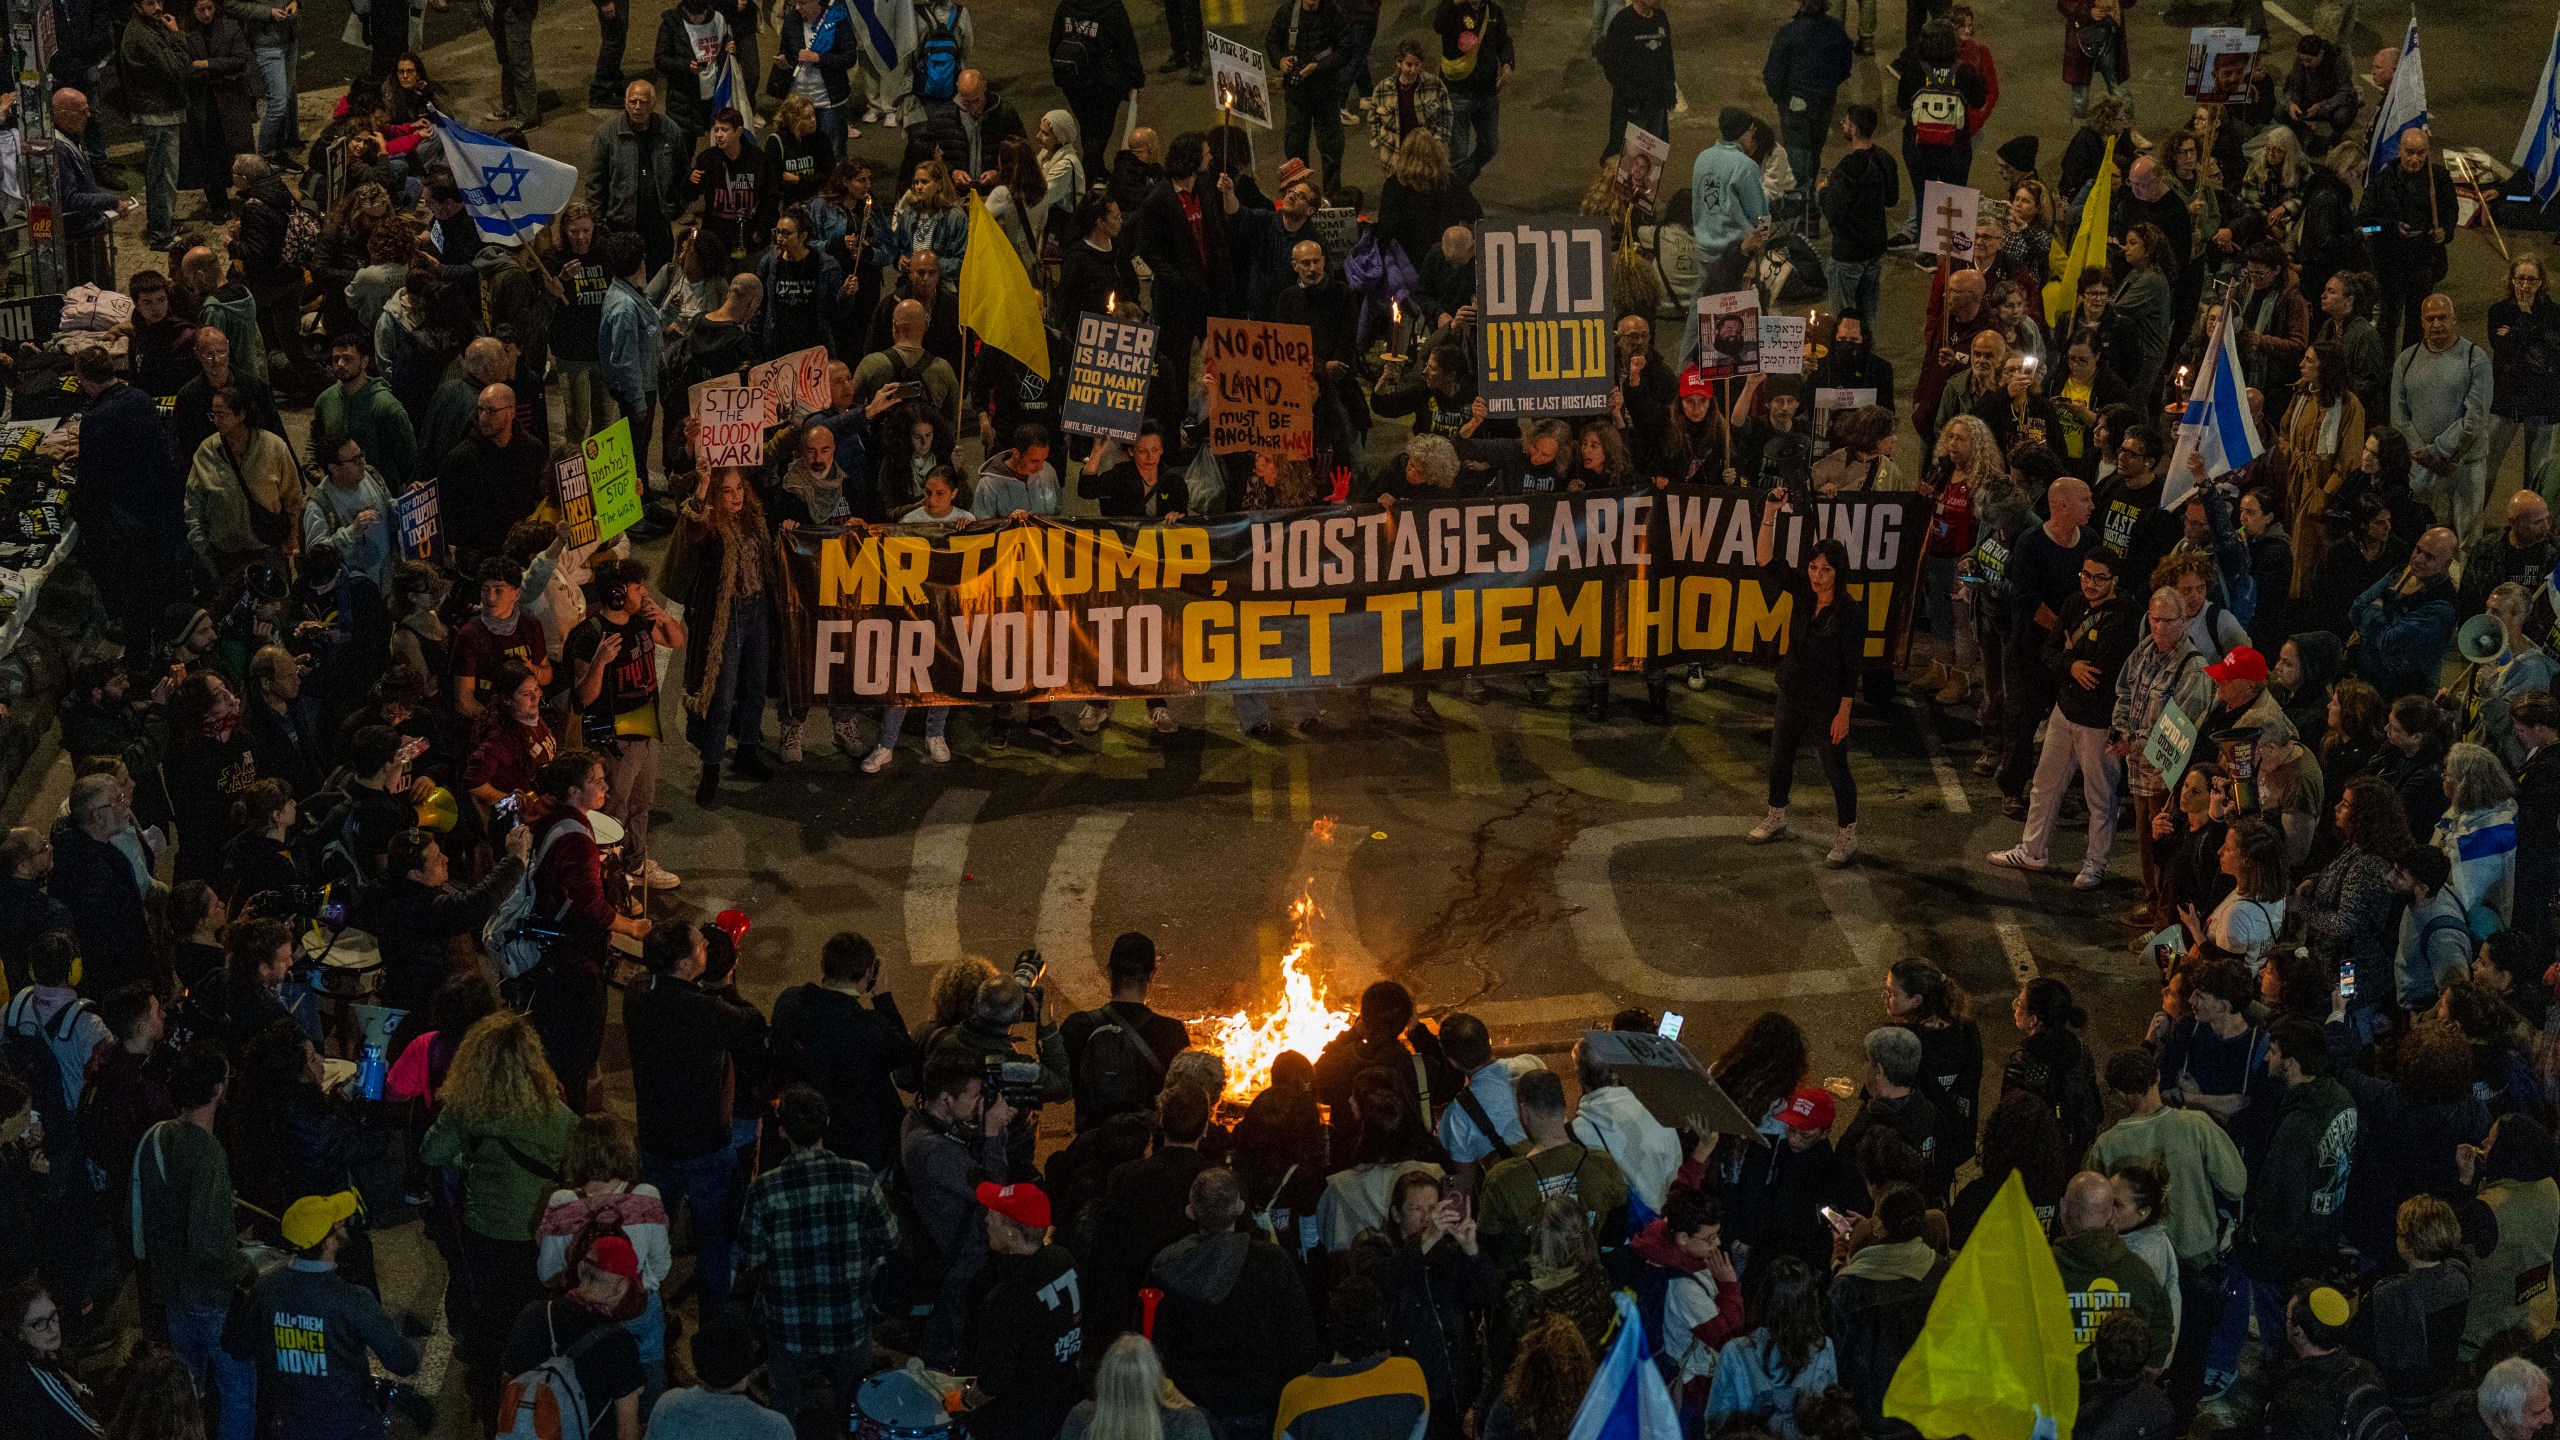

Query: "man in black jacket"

xmin=1062 ymin=931 xmax=1190 ymax=1133
xmin=0 ymin=829 xmax=71 ymax=994
xmin=360 ymin=827 xmax=528 ymax=1019
xmin=624 ymin=922 xmax=758 ymax=1315
xmin=1052 ymin=0 xmax=1146 ymax=180
xmin=1268 ymin=0 xmax=1350 ymax=194
xmin=1987 ymin=545 xmax=2137 ymax=887
xmin=769 ymin=931 xmax=920 ymax=1170
xmin=1149 ymin=1167 xmax=1322 ymax=1438
xmin=904 ymin=69 xmax=1028 ymax=193
xmin=2511 ymin=694 xmax=2560 ymax=965
xmin=51 ymin=774 xmax=151 ymax=994
xmin=1817 ymin=106 xmax=1895 ymax=325
xmin=1135 ymin=133 xmax=1230 ymax=447
xmin=966 ymin=1182 xmax=1087 ymax=1440
xmin=2358 ymin=128 xmax=2459 ymax=359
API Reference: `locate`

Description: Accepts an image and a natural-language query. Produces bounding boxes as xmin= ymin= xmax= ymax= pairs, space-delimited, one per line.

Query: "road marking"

xmin=1996 ymin=921 xmax=2041 ymax=982
xmin=905 ymin=788 xmax=989 ymax=973
xmin=1242 ymin=734 xmax=1313 ymax=822
xmin=1093 ymin=704 xmax=1160 ymax=780
xmin=1434 ymin=694 xmax=1507 ymax=795
xmin=1671 ymin=715 xmax=1768 ymax=792
xmin=1558 ymin=815 xmax=1899 ymax=1001
xmin=2264 ymin=1 xmax=2312 ymax=35
xmin=1907 ymin=701 xmax=1972 ymax=815
xmin=1031 ymin=810 xmax=1131 ymax=1011
xmin=1516 ymin=707 xmax=1681 ymax=805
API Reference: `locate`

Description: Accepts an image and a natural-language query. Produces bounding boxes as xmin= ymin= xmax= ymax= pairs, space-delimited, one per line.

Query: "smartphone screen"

xmin=1819 ymin=1206 xmax=1851 ymax=1234
xmin=1657 ymin=1012 xmax=1686 ymax=1041
xmin=2340 ymin=960 xmax=2358 ymax=1000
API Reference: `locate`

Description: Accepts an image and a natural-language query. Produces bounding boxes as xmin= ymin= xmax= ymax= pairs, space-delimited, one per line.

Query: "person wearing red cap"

xmin=1720 ymin=1085 xmax=1865 ymax=1274
xmin=500 ymin=1233 xmax=647 ymax=1440
xmin=965 ymin=1179 xmax=1088 ymax=1440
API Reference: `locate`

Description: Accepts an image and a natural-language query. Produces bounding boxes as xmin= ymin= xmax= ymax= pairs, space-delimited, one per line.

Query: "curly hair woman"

xmin=1485 ymin=1309 xmax=1598 ymax=1440
xmin=662 ymin=466 xmax=780 ymax=805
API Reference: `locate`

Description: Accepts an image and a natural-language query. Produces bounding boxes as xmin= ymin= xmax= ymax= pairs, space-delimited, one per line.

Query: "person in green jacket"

xmin=131 ymin=1049 xmax=259 ymax=1440
xmin=308 ymin=334 xmax=420 ymax=486
xmin=2051 ymin=1172 xmax=2174 ymax=1377
xmin=2457 ymin=1115 xmax=2560 ymax=1362
xmin=2087 ymin=1047 xmax=2248 ymax=1269
xmin=2204 ymin=1016 xmax=2358 ymax=1394
xmin=420 ymin=1010 xmax=577 ymax=1423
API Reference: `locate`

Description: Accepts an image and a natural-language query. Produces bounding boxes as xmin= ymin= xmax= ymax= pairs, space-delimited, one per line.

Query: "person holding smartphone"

xmin=767 ymin=932 xmax=923 ymax=1172
xmin=1749 ymin=490 xmax=1870 ymax=867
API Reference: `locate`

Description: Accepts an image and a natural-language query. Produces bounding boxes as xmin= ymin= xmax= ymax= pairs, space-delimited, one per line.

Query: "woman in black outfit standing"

xmin=1747 ymin=494 xmax=1867 ymax=867
xmin=1885 ymin=958 xmax=1984 ymax=1173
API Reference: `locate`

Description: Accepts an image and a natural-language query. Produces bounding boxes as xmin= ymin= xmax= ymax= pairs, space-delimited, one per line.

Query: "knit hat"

xmin=1996 ymin=135 xmax=2040 ymax=173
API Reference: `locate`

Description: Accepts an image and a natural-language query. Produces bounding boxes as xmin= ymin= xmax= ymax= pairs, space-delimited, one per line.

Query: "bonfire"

xmin=1193 ymin=823 xmax=1356 ymax=1101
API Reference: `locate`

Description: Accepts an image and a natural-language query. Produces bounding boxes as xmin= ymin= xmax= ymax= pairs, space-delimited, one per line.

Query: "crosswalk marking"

xmin=905 ymin=788 xmax=989 ymax=972
xmin=1430 ymin=694 xmax=1508 ymax=795
xmin=1515 ymin=706 xmax=1681 ymax=805
xmin=1032 ymin=810 xmax=1132 ymax=1010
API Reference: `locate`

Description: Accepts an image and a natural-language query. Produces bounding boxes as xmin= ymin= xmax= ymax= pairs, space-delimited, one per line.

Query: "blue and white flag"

xmin=2368 ymin=15 xmax=2428 ymax=176
xmin=2160 ymin=308 xmax=2264 ymax=512
xmin=428 ymin=114 xmax=579 ymax=246
xmin=2515 ymin=15 xmax=2560 ymax=207
xmin=847 ymin=0 xmax=915 ymax=74
xmin=1563 ymin=1294 xmax=1682 ymax=1440
xmin=708 ymin=55 xmax=760 ymax=133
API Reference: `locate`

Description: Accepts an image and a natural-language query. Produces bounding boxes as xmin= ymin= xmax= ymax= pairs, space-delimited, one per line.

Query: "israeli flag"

xmin=2160 ymin=307 xmax=2264 ymax=512
xmin=847 ymin=0 xmax=915 ymax=74
xmin=2515 ymin=15 xmax=2560 ymax=206
xmin=1563 ymin=1294 xmax=1682 ymax=1440
xmin=2368 ymin=15 xmax=2428 ymax=176
xmin=428 ymin=114 xmax=578 ymax=246
xmin=709 ymin=55 xmax=760 ymax=133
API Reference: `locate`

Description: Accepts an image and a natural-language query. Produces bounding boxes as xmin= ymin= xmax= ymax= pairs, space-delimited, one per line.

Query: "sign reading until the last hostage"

xmin=1472 ymin=218 xmax=1613 ymax=417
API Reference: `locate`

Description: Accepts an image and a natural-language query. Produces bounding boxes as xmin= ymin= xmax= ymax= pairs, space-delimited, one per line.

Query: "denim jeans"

xmin=767 ymin=1335 xmax=870 ymax=1423
xmin=1340 ymin=20 xmax=1377 ymax=95
xmin=696 ymin=602 xmax=772 ymax=767
xmin=165 ymin=1299 xmax=258 ymax=1440
xmin=1825 ymin=258 xmax=1881 ymax=324
xmin=254 ymin=42 xmax=299 ymax=155
xmin=2204 ymin=1266 xmax=2291 ymax=1390
xmin=878 ymin=704 xmax=950 ymax=747
xmin=139 ymin=121 xmax=181 ymax=246
xmin=1777 ymin=95 xmax=1834 ymax=191
xmin=645 ymin=1146 xmax=735 ymax=1312
xmin=1450 ymin=90 xmax=1501 ymax=184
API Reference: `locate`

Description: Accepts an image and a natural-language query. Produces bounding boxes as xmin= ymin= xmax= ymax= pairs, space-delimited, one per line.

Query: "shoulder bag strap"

xmin=1452 ymin=1080 xmax=1515 ymax=1162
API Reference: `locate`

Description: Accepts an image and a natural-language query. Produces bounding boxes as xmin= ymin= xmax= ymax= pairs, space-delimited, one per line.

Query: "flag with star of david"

xmin=2516 ymin=13 xmax=2560 ymax=207
xmin=428 ymin=112 xmax=580 ymax=245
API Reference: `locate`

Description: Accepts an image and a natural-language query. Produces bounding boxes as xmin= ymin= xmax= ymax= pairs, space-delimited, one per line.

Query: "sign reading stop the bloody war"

xmin=1063 ymin=312 xmax=1156 ymax=442
xmin=775 ymin=487 xmax=1925 ymax=706
xmin=1205 ymin=318 xmax=1316 ymax=458
xmin=695 ymin=385 xmax=770 ymax=469
xmin=1473 ymin=218 xmax=1613 ymax=416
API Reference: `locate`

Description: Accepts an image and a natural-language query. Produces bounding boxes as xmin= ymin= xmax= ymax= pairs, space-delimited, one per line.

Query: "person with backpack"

xmin=247 ymin=1190 xmax=421 ymax=1440
xmin=1048 ymin=0 xmax=1142 ymax=184
xmin=512 ymin=751 xmax=651 ymax=1112
xmin=2262 ymin=1285 xmax=2399 ymax=1440
xmin=1433 ymin=1013 xmax=1527 ymax=1173
xmin=1624 ymin=1188 xmax=1742 ymax=1421
xmin=910 ymin=1 xmax=973 ymax=109
xmin=2203 ymin=1018 xmax=2359 ymax=1397
xmin=1475 ymin=1070 xmax=1631 ymax=1272
xmin=1888 ymin=18 xmax=1987 ymax=248
xmin=498 ymin=1234 xmax=648 ymax=1440
xmin=131 ymin=1048 xmax=257 ymax=1440
xmin=779 ymin=0 xmax=864 ymax=152
xmin=1062 ymin=931 xmax=1191 ymax=1134
xmin=903 ymin=66 xmax=1026 ymax=194
xmin=536 ymin=1116 xmax=672 ymax=1405
xmin=1 ymin=931 xmax=109 ymax=1119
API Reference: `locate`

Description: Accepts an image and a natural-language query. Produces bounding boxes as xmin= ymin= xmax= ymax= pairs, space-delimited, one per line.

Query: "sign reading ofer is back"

xmin=775 ymin=488 xmax=1924 ymax=706
xmin=1472 ymin=217 xmax=1614 ymax=417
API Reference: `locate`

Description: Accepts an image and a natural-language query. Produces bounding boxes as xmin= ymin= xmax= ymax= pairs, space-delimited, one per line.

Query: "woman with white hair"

xmin=2435 ymin=741 xmax=2520 ymax=937
xmin=2479 ymin=1357 xmax=2553 ymax=1440
xmin=1064 ymin=1335 xmax=1214 ymax=1440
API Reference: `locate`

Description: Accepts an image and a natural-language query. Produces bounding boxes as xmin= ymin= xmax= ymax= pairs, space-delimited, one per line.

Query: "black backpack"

xmin=1073 ymin=1003 xmax=1168 ymax=1126
xmin=2339 ymin=1378 xmax=2408 ymax=1440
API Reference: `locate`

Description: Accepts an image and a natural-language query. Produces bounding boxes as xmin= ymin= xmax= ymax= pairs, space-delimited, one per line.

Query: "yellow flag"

xmin=1882 ymin=1171 xmax=2080 ymax=1440
xmin=2044 ymin=135 xmax=2117 ymax=331
xmin=959 ymin=192 xmax=1052 ymax=380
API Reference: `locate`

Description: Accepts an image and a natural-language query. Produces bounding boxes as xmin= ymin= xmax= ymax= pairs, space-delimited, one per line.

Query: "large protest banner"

xmin=775 ymin=488 xmax=1924 ymax=705
xmin=1204 ymin=318 xmax=1316 ymax=458
xmin=1063 ymin=312 xmax=1157 ymax=441
xmin=1473 ymin=218 xmax=1613 ymax=416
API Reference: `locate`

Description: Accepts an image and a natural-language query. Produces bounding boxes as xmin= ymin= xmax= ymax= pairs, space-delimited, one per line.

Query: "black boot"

xmin=1583 ymin=681 xmax=1611 ymax=721
xmin=733 ymin=744 xmax=777 ymax=781
xmin=695 ymin=764 xmax=723 ymax=808
xmin=1643 ymin=680 xmax=1672 ymax=724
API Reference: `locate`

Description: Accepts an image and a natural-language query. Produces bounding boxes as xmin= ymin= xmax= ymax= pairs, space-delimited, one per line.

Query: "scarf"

xmin=2284 ymin=392 xmax=2346 ymax=464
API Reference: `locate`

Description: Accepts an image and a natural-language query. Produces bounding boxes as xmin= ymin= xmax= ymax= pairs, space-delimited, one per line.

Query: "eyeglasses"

xmin=22 ymin=1309 xmax=58 ymax=1328
xmin=2118 ymin=444 xmax=2150 ymax=459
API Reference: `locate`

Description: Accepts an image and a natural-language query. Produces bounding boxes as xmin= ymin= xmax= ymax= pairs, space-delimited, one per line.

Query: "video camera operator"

xmin=358 ymin=826 xmax=532 ymax=1019
xmin=921 ymin=954 xmax=1070 ymax=1177
xmin=902 ymin=1051 xmax=1017 ymax=1369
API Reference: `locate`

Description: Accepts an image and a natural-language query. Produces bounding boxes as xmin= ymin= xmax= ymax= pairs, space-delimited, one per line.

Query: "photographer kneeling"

xmin=902 ymin=1052 xmax=1017 ymax=1368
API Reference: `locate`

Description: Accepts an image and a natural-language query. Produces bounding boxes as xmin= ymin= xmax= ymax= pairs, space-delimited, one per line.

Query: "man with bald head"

xmin=1912 ymin=265 xmax=1995 ymax=444
xmin=2461 ymin=491 xmax=2557 ymax=616
xmin=906 ymin=67 xmax=1027 ymax=193
xmin=853 ymin=297 xmax=961 ymax=432
xmin=2050 ymin=1171 xmax=2174 ymax=1376
xmin=2361 ymin=126 xmax=2459 ymax=356
xmin=438 ymin=383 xmax=552 ymax=560
xmin=1995 ymin=475 xmax=2100 ymax=815
xmin=51 ymin=89 xmax=129 ymax=287
xmin=174 ymin=325 xmax=283 ymax=458
xmin=866 ymin=247 xmax=964 ymax=372
xmin=2391 ymin=291 xmax=2495 ymax=544
xmin=2348 ymin=525 xmax=2460 ymax=699
xmin=420 ymin=336 xmax=520 ymax=483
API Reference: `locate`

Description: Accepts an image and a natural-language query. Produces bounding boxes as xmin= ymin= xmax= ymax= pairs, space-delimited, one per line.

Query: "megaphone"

xmin=414 ymin=786 xmax=460 ymax=832
xmin=2458 ymin=614 xmax=2506 ymax=664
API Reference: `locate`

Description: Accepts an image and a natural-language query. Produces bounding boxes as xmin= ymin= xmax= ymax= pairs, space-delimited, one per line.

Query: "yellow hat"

xmin=281 ymin=1191 xmax=363 ymax=1250
xmin=2307 ymin=1286 xmax=2352 ymax=1328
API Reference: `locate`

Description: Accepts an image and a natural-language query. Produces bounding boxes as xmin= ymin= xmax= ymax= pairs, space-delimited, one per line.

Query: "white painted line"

xmin=2264 ymin=1 xmax=2312 ymax=35
xmin=1906 ymin=700 xmax=1972 ymax=816
xmin=1032 ymin=810 xmax=1132 ymax=1011
xmin=905 ymin=788 xmax=989 ymax=973
xmin=1996 ymin=919 xmax=2040 ymax=983
xmin=1462 ymin=992 xmax=1627 ymax=1028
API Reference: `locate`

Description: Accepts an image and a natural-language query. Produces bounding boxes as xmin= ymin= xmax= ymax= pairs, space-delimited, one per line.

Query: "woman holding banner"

xmin=1749 ymin=494 xmax=1868 ymax=867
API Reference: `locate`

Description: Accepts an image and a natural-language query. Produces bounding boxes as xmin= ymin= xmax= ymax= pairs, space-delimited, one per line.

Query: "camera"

xmin=1013 ymin=947 xmax=1047 ymax=991
xmin=984 ymin=1057 xmax=1045 ymax=1111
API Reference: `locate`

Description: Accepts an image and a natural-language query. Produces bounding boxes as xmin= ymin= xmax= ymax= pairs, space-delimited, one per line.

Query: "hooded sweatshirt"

xmin=1629 ymin=1218 xmax=1744 ymax=1394
xmin=2241 ymin=1073 xmax=2357 ymax=1278
xmin=2051 ymin=1227 xmax=2174 ymax=1372
xmin=1570 ymin=1086 xmax=1684 ymax=1215
xmin=1150 ymin=1229 xmax=1323 ymax=1417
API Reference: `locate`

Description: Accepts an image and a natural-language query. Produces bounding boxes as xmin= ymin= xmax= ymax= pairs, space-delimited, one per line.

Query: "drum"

xmin=852 ymin=1370 xmax=953 ymax=1440
xmin=588 ymin=808 xmax=635 ymax=915
xmin=308 ymin=927 xmax=385 ymax=1000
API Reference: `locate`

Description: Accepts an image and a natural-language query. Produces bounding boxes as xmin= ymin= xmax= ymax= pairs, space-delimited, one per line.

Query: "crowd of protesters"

xmin=10 ymin=0 xmax=2560 ymax=1435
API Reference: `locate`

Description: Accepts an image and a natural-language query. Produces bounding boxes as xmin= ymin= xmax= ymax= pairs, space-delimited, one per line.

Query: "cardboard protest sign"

xmin=749 ymin=345 xmax=832 ymax=420
xmin=1813 ymin=387 xmax=1879 ymax=411
xmin=1208 ymin=33 xmax=1271 ymax=128
xmin=2145 ymin=695 xmax=2202 ymax=792
xmin=1694 ymin=290 xmax=1762 ymax=380
xmin=1758 ymin=315 xmax=1808 ymax=375
xmin=1204 ymin=318 xmax=1316 ymax=458
xmin=553 ymin=453 xmax=598 ymax=548
xmin=1919 ymin=181 xmax=1981 ymax=263
xmin=583 ymin=419 xmax=644 ymax=542
xmin=696 ymin=385 xmax=771 ymax=470
xmin=1577 ymin=1030 xmax=1765 ymax=1141
xmin=1063 ymin=311 xmax=1158 ymax=443
xmin=394 ymin=483 xmax=439 ymax=561
xmin=1474 ymin=217 xmax=1614 ymax=415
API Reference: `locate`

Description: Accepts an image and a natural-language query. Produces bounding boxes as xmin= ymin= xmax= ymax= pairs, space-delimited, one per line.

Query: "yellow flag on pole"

xmin=1882 ymin=1171 xmax=2081 ymax=1440
xmin=2044 ymin=135 xmax=2117 ymax=331
xmin=959 ymin=192 xmax=1052 ymax=380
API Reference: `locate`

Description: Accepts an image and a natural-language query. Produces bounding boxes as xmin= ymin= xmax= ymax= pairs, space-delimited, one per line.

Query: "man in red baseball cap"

xmin=964 ymin=1181 xmax=1087 ymax=1440
xmin=1724 ymin=1086 xmax=1865 ymax=1273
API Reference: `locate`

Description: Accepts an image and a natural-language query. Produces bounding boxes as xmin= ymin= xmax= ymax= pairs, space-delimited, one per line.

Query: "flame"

xmin=1197 ymin=886 xmax=1353 ymax=1101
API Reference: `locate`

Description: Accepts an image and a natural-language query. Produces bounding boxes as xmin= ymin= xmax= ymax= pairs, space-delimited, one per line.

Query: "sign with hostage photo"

xmin=774 ymin=488 xmax=1927 ymax=706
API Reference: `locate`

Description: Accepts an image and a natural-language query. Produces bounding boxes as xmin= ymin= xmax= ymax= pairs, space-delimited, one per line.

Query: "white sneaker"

xmin=1746 ymin=807 xmax=1788 ymax=844
xmin=1149 ymin=705 xmax=1179 ymax=734
xmin=926 ymin=736 xmax=951 ymax=763
xmin=881 ymin=110 xmax=902 ymax=127
xmin=2073 ymin=862 xmax=2108 ymax=890
xmin=778 ymin=718 xmax=804 ymax=763
xmin=638 ymin=859 xmax=682 ymax=890
xmin=1077 ymin=702 xmax=1109 ymax=734
xmin=1824 ymin=823 xmax=1858 ymax=869
xmin=861 ymin=746 xmax=894 ymax=774
xmin=833 ymin=715 xmax=865 ymax=756
xmin=1986 ymin=846 xmax=2048 ymax=872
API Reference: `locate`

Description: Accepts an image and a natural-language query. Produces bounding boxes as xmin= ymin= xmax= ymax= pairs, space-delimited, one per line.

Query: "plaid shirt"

xmin=2110 ymin=634 xmax=2209 ymax=796
xmin=737 ymin=1147 xmax=900 ymax=1355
